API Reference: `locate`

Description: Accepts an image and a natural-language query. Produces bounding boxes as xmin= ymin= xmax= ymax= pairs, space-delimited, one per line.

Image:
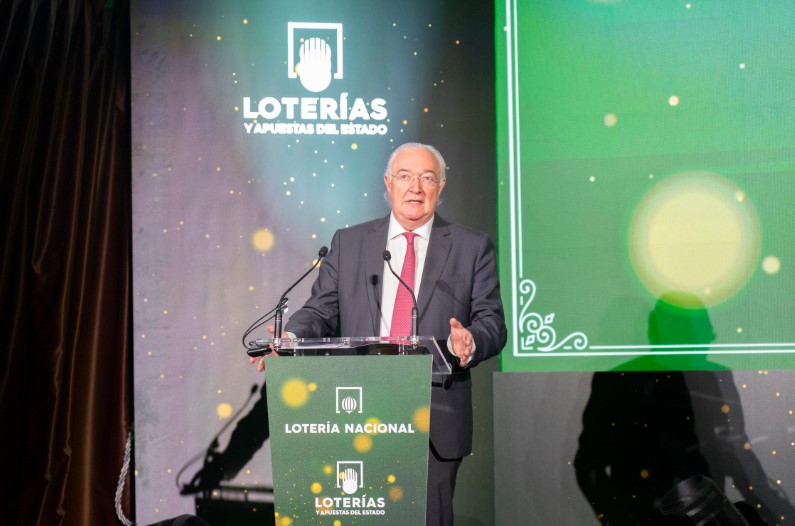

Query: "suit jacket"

xmin=285 ymin=213 xmax=507 ymax=459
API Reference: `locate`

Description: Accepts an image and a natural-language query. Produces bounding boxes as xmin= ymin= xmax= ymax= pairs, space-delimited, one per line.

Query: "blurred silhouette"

xmin=574 ymin=292 xmax=793 ymax=525
xmin=178 ymin=382 xmax=274 ymax=526
xmin=181 ymin=383 xmax=271 ymax=494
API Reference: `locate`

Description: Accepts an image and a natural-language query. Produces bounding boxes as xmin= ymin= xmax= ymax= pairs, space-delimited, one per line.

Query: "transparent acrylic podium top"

xmin=249 ymin=336 xmax=452 ymax=374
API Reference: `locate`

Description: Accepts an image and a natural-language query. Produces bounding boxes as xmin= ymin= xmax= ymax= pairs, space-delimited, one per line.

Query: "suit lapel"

xmin=418 ymin=215 xmax=451 ymax=320
xmin=364 ymin=216 xmax=390 ymax=335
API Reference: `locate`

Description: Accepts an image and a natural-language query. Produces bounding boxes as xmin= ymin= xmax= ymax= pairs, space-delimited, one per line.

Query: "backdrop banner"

xmin=130 ymin=1 xmax=496 ymax=522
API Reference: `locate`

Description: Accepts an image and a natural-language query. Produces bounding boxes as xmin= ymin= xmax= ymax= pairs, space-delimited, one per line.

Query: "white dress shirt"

xmin=379 ymin=213 xmax=434 ymax=337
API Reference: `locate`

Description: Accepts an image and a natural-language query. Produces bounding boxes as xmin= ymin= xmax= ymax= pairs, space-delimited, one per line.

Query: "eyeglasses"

xmin=389 ymin=172 xmax=441 ymax=187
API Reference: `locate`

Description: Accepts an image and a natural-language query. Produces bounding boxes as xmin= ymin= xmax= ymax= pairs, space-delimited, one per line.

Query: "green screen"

xmin=497 ymin=1 xmax=795 ymax=372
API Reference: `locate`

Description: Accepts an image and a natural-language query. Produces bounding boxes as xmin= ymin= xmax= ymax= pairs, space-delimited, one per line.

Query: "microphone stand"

xmin=411 ymin=307 xmax=418 ymax=348
xmin=271 ymin=246 xmax=329 ymax=354
xmin=383 ymin=250 xmax=420 ymax=349
xmin=273 ymin=304 xmax=284 ymax=351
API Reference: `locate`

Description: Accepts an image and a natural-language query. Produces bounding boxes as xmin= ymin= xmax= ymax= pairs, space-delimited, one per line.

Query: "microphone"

xmin=383 ymin=250 xmax=419 ymax=346
xmin=247 ymin=246 xmax=328 ymax=357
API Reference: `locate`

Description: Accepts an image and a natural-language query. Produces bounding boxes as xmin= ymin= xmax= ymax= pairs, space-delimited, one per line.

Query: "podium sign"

xmin=266 ymin=353 xmax=433 ymax=525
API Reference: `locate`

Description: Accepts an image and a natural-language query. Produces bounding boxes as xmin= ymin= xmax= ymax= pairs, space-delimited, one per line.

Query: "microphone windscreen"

xmin=318 ymin=246 xmax=329 ymax=257
xmin=383 ymin=250 xmax=392 ymax=261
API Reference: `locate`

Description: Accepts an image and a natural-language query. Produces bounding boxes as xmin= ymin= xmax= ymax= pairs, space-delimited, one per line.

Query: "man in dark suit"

xmin=255 ymin=142 xmax=506 ymax=525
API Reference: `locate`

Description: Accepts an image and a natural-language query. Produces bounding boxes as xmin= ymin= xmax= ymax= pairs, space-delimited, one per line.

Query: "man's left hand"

xmin=449 ymin=317 xmax=473 ymax=366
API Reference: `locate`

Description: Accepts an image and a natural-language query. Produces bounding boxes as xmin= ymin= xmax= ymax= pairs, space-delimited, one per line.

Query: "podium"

xmin=255 ymin=337 xmax=451 ymax=525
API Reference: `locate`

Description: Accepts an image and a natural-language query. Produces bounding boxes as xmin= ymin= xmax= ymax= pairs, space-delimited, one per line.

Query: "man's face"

xmin=384 ymin=147 xmax=446 ymax=230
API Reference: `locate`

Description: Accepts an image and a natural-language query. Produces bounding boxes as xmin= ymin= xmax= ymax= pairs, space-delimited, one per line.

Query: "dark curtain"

xmin=0 ymin=0 xmax=133 ymax=525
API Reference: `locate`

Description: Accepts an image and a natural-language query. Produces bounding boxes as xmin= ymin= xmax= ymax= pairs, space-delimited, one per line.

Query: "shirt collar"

xmin=388 ymin=212 xmax=434 ymax=241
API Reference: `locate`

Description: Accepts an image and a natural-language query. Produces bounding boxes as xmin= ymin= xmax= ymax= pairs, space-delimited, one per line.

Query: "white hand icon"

xmin=342 ymin=467 xmax=358 ymax=495
xmin=297 ymin=37 xmax=332 ymax=92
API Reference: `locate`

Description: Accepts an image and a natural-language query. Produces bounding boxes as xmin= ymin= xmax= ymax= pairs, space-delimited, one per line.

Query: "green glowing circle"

xmin=629 ymin=171 xmax=761 ymax=308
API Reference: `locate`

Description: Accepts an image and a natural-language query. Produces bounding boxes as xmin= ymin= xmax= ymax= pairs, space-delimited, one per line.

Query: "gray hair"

xmin=383 ymin=142 xmax=447 ymax=207
xmin=384 ymin=142 xmax=447 ymax=180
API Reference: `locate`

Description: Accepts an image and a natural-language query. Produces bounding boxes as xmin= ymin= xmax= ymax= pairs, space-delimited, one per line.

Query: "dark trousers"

xmin=426 ymin=441 xmax=463 ymax=526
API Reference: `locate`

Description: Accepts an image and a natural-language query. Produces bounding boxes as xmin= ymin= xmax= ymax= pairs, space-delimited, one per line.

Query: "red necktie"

xmin=390 ymin=232 xmax=418 ymax=338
